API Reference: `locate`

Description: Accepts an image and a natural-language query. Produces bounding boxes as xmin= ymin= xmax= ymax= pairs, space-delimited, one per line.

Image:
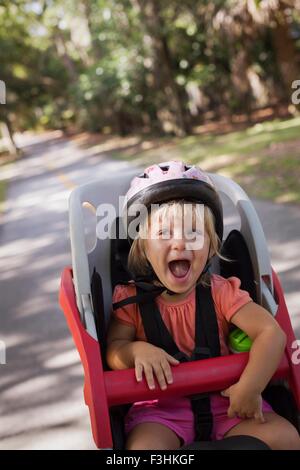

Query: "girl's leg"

xmin=224 ymin=412 xmax=300 ymax=450
xmin=126 ymin=422 xmax=181 ymax=450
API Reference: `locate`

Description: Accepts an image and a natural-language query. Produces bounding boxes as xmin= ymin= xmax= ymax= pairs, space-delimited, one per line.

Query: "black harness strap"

xmin=113 ymin=284 xmax=165 ymax=310
xmin=138 ymin=282 xmax=220 ymax=441
xmin=195 ymin=284 xmax=220 ymax=359
xmin=136 ymin=285 xmax=185 ymax=359
xmin=112 ymin=279 xmax=221 ymax=441
xmin=189 ymin=284 xmax=220 ymax=441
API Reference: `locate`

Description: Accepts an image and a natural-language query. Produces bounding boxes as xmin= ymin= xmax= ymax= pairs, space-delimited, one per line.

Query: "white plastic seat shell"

xmin=68 ymin=168 xmax=277 ymax=339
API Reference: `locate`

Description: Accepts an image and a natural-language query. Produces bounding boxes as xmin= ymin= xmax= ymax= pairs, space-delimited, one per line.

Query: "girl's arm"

xmin=231 ymin=302 xmax=286 ymax=393
xmin=222 ymin=301 xmax=286 ymax=421
xmin=106 ymin=317 xmax=138 ymax=369
xmin=106 ymin=317 xmax=179 ymax=389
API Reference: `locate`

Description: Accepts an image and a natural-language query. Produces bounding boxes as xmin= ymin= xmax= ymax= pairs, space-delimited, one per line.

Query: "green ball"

xmin=229 ymin=328 xmax=252 ymax=353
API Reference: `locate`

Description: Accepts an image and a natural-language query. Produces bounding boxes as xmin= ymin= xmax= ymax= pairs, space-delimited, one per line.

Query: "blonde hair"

xmin=128 ymin=200 xmax=229 ymax=287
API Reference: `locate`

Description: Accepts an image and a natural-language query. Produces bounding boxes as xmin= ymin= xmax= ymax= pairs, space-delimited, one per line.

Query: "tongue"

xmin=169 ymin=260 xmax=190 ymax=278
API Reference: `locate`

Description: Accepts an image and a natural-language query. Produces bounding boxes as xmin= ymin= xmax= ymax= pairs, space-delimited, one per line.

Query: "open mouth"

xmin=168 ymin=259 xmax=191 ymax=278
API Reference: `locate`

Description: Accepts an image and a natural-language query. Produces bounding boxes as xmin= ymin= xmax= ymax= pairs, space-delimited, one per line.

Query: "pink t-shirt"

xmin=112 ymin=274 xmax=253 ymax=356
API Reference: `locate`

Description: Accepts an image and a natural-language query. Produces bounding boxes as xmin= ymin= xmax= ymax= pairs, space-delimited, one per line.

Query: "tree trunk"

xmin=137 ymin=0 xmax=188 ymax=136
xmin=271 ymin=6 xmax=300 ymax=99
xmin=81 ymin=0 xmax=102 ymax=63
xmin=53 ymin=28 xmax=78 ymax=83
xmin=230 ymin=48 xmax=253 ymax=118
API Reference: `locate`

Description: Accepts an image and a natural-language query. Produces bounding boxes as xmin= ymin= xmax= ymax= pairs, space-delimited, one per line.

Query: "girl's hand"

xmin=221 ymin=382 xmax=265 ymax=423
xmin=132 ymin=342 xmax=180 ymax=390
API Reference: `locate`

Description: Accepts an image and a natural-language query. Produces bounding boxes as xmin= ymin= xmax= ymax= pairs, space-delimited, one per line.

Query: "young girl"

xmin=106 ymin=161 xmax=300 ymax=450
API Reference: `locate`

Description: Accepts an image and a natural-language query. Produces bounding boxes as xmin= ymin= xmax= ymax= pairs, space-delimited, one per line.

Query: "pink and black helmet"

xmin=123 ymin=161 xmax=223 ymax=242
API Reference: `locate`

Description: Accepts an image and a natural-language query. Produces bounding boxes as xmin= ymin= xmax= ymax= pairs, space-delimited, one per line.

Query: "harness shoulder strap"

xmin=136 ymin=286 xmax=186 ymax=360
xmin=112 ymin=281 xmax=165 ymax=310
xmin=113 ymin=281 xmax=221 ymax=361
xmin=112 ymin=278 xmax=222 ymax=442
xmin=194 ymin=284 xmax=221 ymax=359
xmin=190 ymin=283 xmax=221 ymax=442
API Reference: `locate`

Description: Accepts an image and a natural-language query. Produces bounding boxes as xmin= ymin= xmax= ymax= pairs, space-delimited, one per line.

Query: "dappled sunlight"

xmin=271 ymin=240 xmax=300 ymax=271
xmin=276 ymin=192 xmax=299 ymax=205
xmin=43 ymin=141 xmax=105 ymax=171
xmin=0 ymin=401 xmax=94 ymax=450
xmin=14 ymin=294 xmax=56 ymax=319
xmin=27 ymin=252 xmax=70 ymax=275
xmin=2 ymin=333 xmax=30 ymax=349
xmin=0 ymin=254 xmax=30 ymax=279
xmin=14 ymin=130 xmax=64 ymax=147
xmin=1 ymin=390 xmax=89 ymax=431
xmin=70 ymin=137 xmax=152 ymax=161
xmin=1 ymin=0 xmax=300 ymax=448
xmin=271 ymin=256 xmax=300 ymax=276
xmin=0 ymin=237 xmax=70 ymax=318
xmin=64 ymin=158 xmax=139 ymax=185
xmin=4 ymin=187 xmax=70 ymax=222
xmin=283 ymin=292 xmax=300 ymax=330
xmin=1 ymin=374 xmax=61 ymax=401
xmin=112 ymin=117 xmax=300 ymax=207
xmin=0 ymin=226 xmax=68 ymax=264
xmin=40 ymin=275 xmax=65 ymax=295
xmin=1 ymin=330 xmax=86 ymax=420
xmin=0 ymin=236 xmax=57 ymax=259
xmin=1 ymin=124 xmax=300 ymax=449
xmin=269 ymin=117 xmax=300 ymax=131
xmin=44 ymin=349 xmax=81 ymax=370
xmin=246 ymin=117 xmax=300 ymax=135
xmin=202 ymin=153 xmax=240 ymax=172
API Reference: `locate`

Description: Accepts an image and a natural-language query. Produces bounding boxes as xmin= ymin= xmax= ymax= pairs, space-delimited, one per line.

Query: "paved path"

xmin=0 ymin=132 xmax=299 ymax=449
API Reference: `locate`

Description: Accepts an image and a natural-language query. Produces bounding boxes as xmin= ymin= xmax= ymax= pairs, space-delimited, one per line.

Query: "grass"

xmin=107 ymin=116 xmax=300 ymax=205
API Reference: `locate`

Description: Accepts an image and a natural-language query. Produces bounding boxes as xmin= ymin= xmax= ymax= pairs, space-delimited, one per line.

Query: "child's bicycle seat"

xmin=59 ymin=167 xmax=300 ymax=449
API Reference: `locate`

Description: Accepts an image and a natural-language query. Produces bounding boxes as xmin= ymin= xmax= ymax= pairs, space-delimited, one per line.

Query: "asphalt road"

xmin=0 ymin=132 xmax=299 ymax=449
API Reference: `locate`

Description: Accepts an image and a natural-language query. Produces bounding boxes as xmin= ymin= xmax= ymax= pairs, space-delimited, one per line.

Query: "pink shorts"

xmin=125 ymin=393 xmax=273 ymax=445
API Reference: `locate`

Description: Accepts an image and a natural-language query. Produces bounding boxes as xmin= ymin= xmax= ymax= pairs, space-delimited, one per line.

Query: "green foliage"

xmin=109 ymin=116 xmax=300 ymax=204
xmin=0 ymin=0 xmax=299 ymax=134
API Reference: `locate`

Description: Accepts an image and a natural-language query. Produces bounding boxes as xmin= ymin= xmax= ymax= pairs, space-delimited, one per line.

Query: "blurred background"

xmin=1 ymin=0 xmax=300 ymax=137
xmin=0 ymin=0 xmax=300 ymax=450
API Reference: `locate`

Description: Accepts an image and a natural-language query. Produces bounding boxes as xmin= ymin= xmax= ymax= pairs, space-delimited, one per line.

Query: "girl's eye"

xmin=158 ymin=229 xmax=169 ymax=237
xmin=188 ymin=229 xmax=203 ymax=236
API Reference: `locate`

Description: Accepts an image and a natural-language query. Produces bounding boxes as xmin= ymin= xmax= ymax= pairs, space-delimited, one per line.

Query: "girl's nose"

xmin=171 ymin=236 xmax=186 ymax=251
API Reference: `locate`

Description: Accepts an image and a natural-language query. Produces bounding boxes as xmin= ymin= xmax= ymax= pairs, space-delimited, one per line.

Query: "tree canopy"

xmin=1 ymin=0 xmax=300 ymax=137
